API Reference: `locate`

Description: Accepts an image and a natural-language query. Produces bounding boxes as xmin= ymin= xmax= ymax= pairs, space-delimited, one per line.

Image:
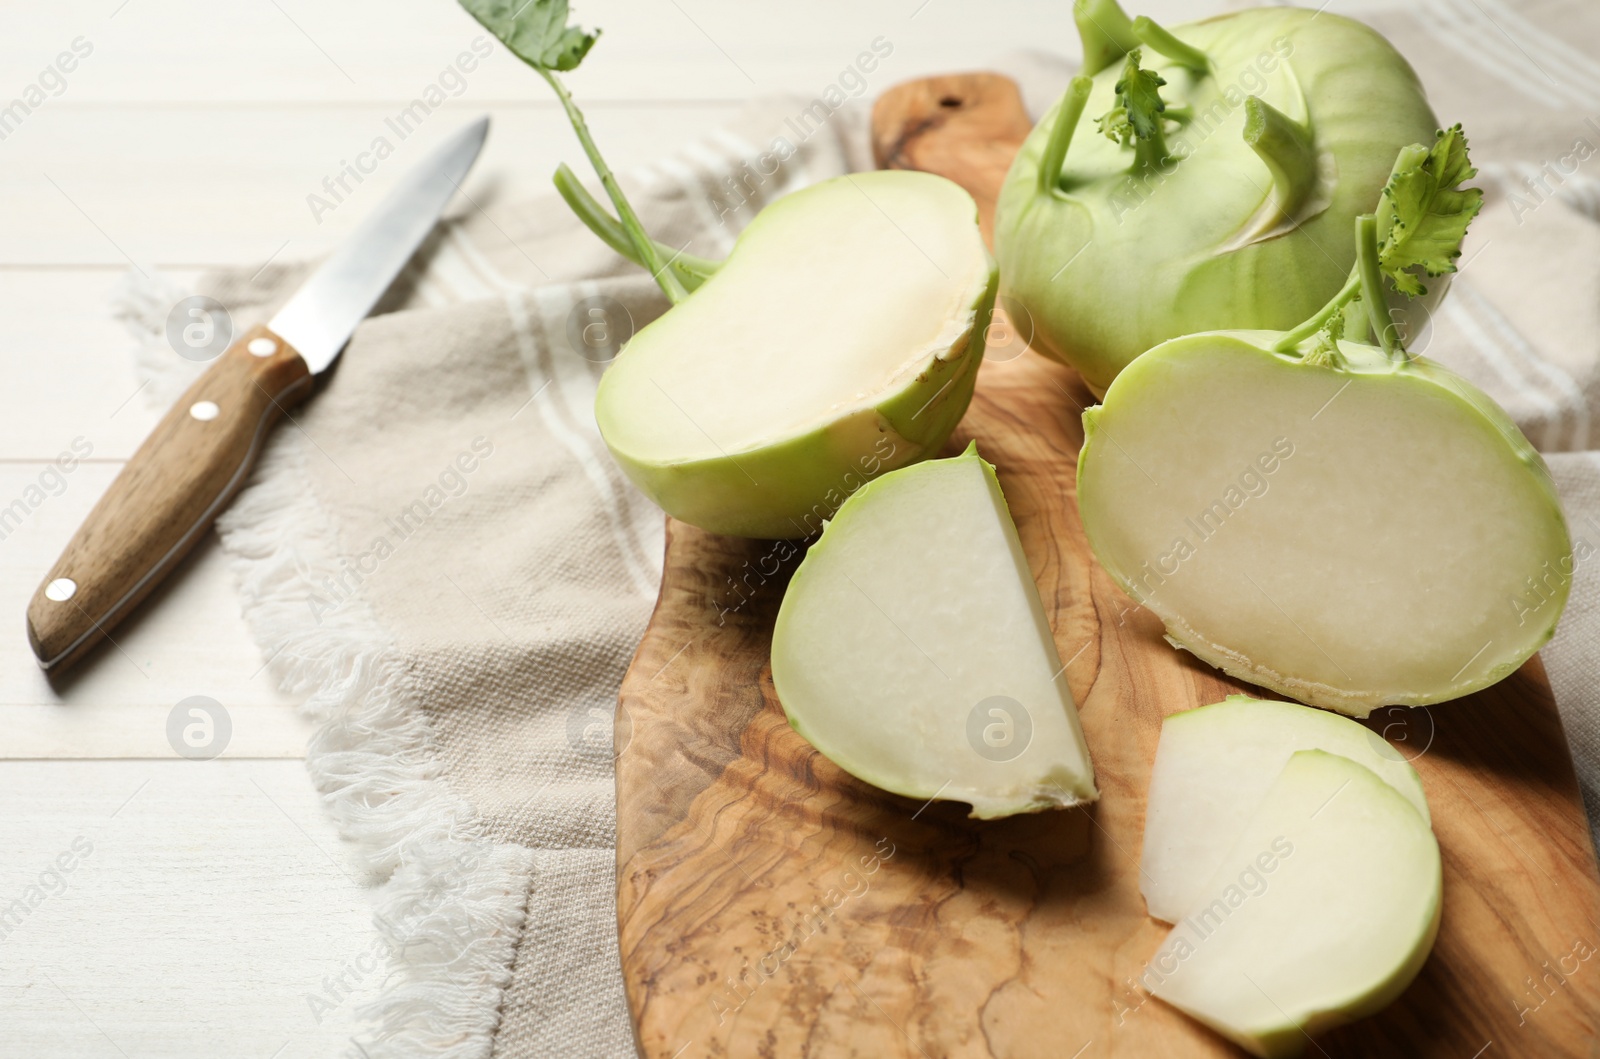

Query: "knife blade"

xmin=27 ymin=116 xmax=491 ymax=674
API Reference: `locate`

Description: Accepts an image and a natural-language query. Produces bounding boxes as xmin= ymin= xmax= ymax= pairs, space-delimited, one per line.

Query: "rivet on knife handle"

xmin=26 ymin=324 xmax=313 ymax=672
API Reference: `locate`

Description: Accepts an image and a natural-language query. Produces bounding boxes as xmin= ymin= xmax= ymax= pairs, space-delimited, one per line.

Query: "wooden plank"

xmin=0 ymin=268 xmax=186 ymax=461
xmin=0 ymin=759 xmax=380 ymax=1054
xmin=611 ymin=74 xmax=1600 ymax=1058
xmin=0 ymin=704 xmax=309 ymax=760
xmin=0 ymin=103 xmax=741 ymax=265
xmin=0 ymin=0 xmax=1111 ymax=103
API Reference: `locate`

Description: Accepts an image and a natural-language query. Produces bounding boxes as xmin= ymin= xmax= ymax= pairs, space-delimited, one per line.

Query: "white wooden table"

xmin=0 ymin=0 xmax=1216 ymax=1053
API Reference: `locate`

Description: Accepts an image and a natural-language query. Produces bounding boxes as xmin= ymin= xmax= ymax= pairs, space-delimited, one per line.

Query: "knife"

xmin=27 ymin=116 xmax=491 ymax=674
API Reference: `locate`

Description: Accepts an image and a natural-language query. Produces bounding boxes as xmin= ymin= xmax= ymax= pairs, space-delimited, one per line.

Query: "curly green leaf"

xmin=459 ymin=0 xmax=598 ymax=71
xmin=1095 ymin=49 xmax=1170 ymax=170
xmin=1302 ymin=305 xmax=1346 ymax=368
xmin=1118 ymin=50 xmax=1168 ymax=141
xmin=1376 ymin=125 xmax=1483 ymax=298
xmin=1279 ymin=127 xmax=1482 ymax=357
xmin=1096 ymin=105 xmax=1132 ymax=147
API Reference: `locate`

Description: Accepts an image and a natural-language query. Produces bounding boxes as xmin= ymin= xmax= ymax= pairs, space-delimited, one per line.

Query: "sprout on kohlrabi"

xmin=455 ymin=0 xmax=711 ymax=303
xmin=995 ymin=0 xmax=1440 ymax=395
xmin=1274 ymin=126 xmax=1483 ymax=359
xmin=459 ymin=0 xmax=997 ymax=538
xmin=1077 ymin=129 xmax=1574 ymax=717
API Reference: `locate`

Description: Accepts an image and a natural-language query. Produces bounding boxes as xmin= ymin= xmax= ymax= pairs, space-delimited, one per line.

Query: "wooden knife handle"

xmin=27 ymin=323 xmax=313 ymax=673
xmin=870 ymin=72 xmax=1036 ymax=248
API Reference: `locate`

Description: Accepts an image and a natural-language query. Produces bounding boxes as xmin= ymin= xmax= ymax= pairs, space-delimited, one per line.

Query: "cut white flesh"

xmin=1078 ymin=331 xmax=1573 ymax=714
xmin=1146 ymin=750 xmax=1441 ymax=1058
xmin=596 ymin=170 xmax=996 ymax=539
xmin=771 ymin=444 xmax=1097 ymax=818
xmin=1140 ymin=695 xmax=1429 ymax=923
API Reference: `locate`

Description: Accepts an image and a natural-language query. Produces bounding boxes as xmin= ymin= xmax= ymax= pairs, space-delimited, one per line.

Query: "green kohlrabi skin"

xmin=598 ymin=312 xmax=991 ymax=541
xmin=995 ymin=4 xmax=1438 ymax=395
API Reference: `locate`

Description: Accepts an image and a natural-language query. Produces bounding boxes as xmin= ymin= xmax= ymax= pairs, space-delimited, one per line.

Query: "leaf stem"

xmin=1355 ymin=213 xmax=1400 ymax=359
xmin=1274 ymin=269 xmax=1359 ymax=353
xmin=1242 ymin=96 xmax=1318 ymax=231
xmin=538 ymin=67 xmax=688 ymax=304
xmin=1038 ymin=77 xmax=1095 ymax=196
xmin=1341 ymin=297 xmax=1370 ymax=346
xmin=1073 ymin=0 xmax=1141 ymax=76
xmin=1132 ymin=16 xmax=1210 ymax=73
xmin=553 ymin=164 xmax=720 ymax=290
xmin=1135 ymin=125 xmax=1169 ymax=173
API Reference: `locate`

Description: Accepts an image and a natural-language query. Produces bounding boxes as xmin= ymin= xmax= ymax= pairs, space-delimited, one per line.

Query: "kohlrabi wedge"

xmin=995 ymin=0 xmax=1439 ymax=395
xmin=1140 ymin=696 xmax=1428 ymax=923
xmin=1078 ymin=129 xmax=1573 ymax=715
xmin=463 ymin=0 xmax=995 ymax=538
xmin=771 ymin=444 xmax=1097 ymax=819
xmin=1145 ymin=750 xmax=1441 ymax=1058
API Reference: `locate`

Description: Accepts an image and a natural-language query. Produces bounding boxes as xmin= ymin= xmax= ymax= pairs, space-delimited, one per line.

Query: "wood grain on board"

xmin=869 ymin=72 xmax=1034 ymax=245
xmin=612 ymin=73 xmax=1600 ymax=1058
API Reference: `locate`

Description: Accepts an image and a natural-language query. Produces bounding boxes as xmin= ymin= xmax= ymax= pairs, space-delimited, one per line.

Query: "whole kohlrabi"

xmin=995 ymin=0 xmax=1439 ymax=395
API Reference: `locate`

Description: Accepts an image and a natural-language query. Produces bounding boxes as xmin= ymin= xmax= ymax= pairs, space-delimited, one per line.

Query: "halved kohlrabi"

xmin=771 ymin=444 xmax=1097 ymax=819
xmin=1146 ymin=750 xmax=1441 ymax=1057
xmin=995 ymin=0 xmax=1439 ymax=395
xmin=595 ymin=172 xmax=996 ymax=538
xmin=1078 ymin=328 xmax=1571 ymax=714
xmin=1078 ymin=130 xmax=1573 ymax=715
xmin=1140 ymin=696 xmax=1428 ymax=923
xmin=463 ymin=0 xmax=996 ymax=538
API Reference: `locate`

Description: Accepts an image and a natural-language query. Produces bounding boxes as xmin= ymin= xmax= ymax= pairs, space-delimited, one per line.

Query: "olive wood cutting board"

xmin=611 ymin=72 xmax=1600 ymax=1058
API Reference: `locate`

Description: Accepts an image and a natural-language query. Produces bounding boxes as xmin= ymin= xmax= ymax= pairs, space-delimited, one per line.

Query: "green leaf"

xmin=1115 ymin=50 xmax=1168 ymax=142
xmin=1376 ymin=125 xmax=1483 ymax=297
xmin=1304 ymin=304 xmax=1347 ymax=367
xmin=1095 ymin=105 xmax=1133 ymax=147
xmin=1093 ymin=49 xmax=1170 ymax=168
xmin=459 ymin=0 xmax=599 ymax=72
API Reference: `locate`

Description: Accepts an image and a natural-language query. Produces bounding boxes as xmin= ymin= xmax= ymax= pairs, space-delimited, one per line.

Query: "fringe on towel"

xmin=113 ymin=270 xmax=206 ymax=407
xmin=116 ymin=273 xmax=536 ymax=1059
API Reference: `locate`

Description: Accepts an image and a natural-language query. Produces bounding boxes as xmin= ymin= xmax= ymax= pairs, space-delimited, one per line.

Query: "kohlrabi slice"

xmin=463 ymin=0 xmax=995 ymax=538
xmin=1141 ymin=696 xmax=1427 ymax=923
xmin=771 ymin=444 xmax=1097 ymax=819
xmin=1146 ymin=750 xmax=1441 ymax=1058
xmin=1079 ymin=328 xmax=1571 ymax=714
xmin=995 ymin=0 xmax=1439 ymax=395
xmin=596 ymin=172 xmax=995 ymax=538
xmin=1078 ymin=130 xmax=1573 ymax=715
